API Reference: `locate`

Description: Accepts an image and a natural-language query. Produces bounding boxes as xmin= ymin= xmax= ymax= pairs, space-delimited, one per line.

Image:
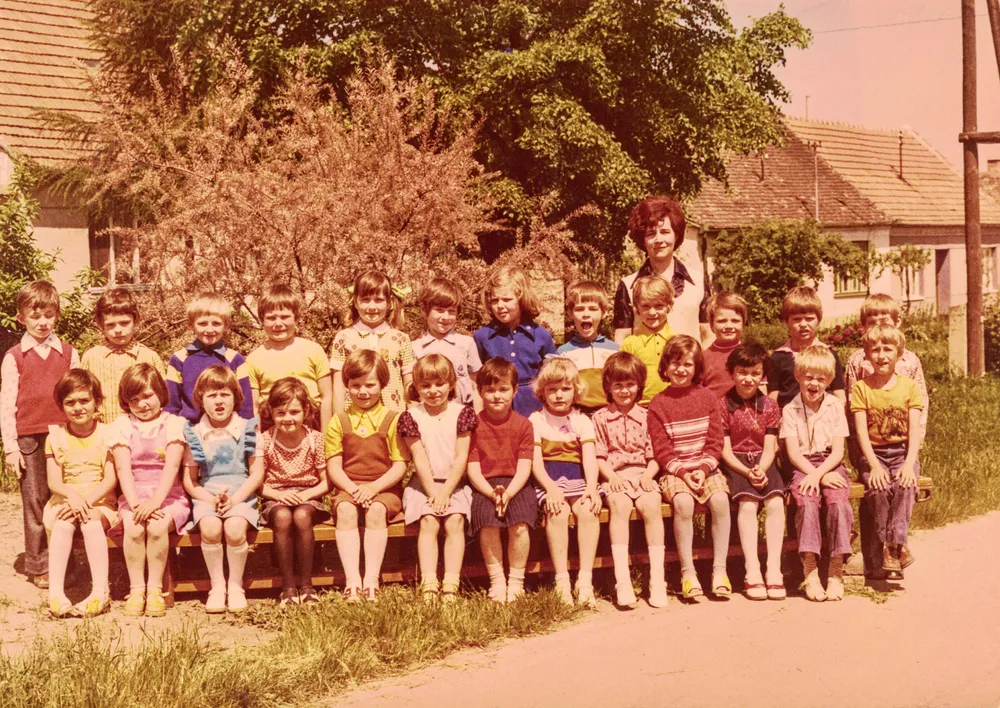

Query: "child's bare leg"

xmin=573 ymin=497 xmax=600 ymax=604
xmin=362 ymin=502 xmax=389 ymax=591
xmin=763 ymin=496 xmax=785 ymax=584
xmin=545 ymin=504 xmax=572 ymax=602
xmin=479 ymin=526 xmax=506 ymax=600
xmin=418 ymin=515 xmax=441 ymax=589
xmin=635 ymin=492 xmax=667 ymax=605
xmin=48 ymin=519 xmax=75 ymax=605
xmin=507 ymin=523 xmax=530 ymax=600
xmin=223 ymin=517 xmax=250 ymax=611
xmin=121 ymin=515 xmax=147 ymax=594
xmin=270 ymin=505 xmax=296 ymax=590
xmin=606 ymin=493 xmax=634 ymax=602
xmin=442 ymin=514 xmax=466 ymax=598
xmin=335 ymin=502 xmax=362 ymax=589
xmin=145 ymin=515 xmax=173 ymax=594
xmin=292 ymin=505 xmax=317 ymax=589
xmin=737 ymin=500 xmax=763 ymax=584
xmin=672 ymin=493 xmax=698 ymax=588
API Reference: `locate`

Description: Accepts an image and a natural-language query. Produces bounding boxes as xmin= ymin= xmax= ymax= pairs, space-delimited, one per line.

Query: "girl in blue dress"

xmin=182 ymin=365 xmax=264 ymax=614
xmin=473 ymin=266 xmax=556 ymax=417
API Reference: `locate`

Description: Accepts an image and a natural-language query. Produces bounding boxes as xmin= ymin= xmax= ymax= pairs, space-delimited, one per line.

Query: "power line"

xmin=813 ymin=13 xmax=987 ymax=35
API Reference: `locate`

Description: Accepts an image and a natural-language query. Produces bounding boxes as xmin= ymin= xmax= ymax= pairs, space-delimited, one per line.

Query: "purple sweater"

xmin=165 ymin=341 xmax=254 ymax=423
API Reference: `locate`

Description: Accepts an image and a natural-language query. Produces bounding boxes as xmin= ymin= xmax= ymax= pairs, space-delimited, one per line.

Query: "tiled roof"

xmin=0 ymin=0 xmax=99 ymax=166
xmin=690 ymin=117 xmax=1000 ymax=229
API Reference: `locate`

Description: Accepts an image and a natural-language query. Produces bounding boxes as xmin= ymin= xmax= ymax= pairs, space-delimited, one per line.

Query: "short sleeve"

xmin=592 ymin=413 xmax=610 ymax=460
xmin=850 ymin=381 xmax=868 ymax=413
xmin=324 ymin=415 xmax=345 ymax=459
xmin=385 ymin=414 xmax=409 ymax=463
xmin=44 ymin=429 xmax=57 ymax=458
xmin=456 ymin=405 xmax=478 ymax=434
xmin=107 ymin=415 xmax=132 ymax=449
xmin=905 ymin=379 xmax=924 ymax=410
xmin=718 ymin=399 xmax=732 ymax=435
xmin=309 ymin=431 xmax=326 ymax=473
xmin=779 ymin=405 xmax=796 ymax=440
xmin=397 ymin=410 xmax=421 ymax=438
xmin=309 ymin=342 xmax=331 ymax=381
xmin=164 ymin=413 xmax=187 ymax=446
xmin=466 ymin=338 xmax=483 ymax=373
xmin=763 ymin=399 xmax=781 ymax=434
xmin=528 ymin=411 xmax=543 ymax=445
xmin=516 ymin=417 xmax=535 ymax=460
xmin=573 ymin=411 xmax=596 ymax=443
xmin=329 ymin=330 xmax=350 ymax=371
xmin=247 ymin=350 xmax=263 ymax=393
xmin=242 ymin=417 xmax=260 ymax=458
xmin=184 ymin=422 xmax=206 ymax=463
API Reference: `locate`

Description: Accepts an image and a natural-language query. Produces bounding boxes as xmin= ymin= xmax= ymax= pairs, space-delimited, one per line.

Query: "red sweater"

xmin=647 ymin=384 xmax=723 ymax=476
xmin=701 ymin=341 xmax=739 ymax=398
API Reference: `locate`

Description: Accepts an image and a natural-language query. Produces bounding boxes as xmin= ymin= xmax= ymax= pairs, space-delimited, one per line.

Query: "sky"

xmin=731 ymin=0 xmax=1000 ymax=171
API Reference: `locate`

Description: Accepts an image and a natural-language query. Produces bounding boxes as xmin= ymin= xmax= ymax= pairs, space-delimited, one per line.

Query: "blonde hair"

xmin=780 ymin=286 xmax=822 ymax=322
xmin=859 ymin=293 xmax=901 ymax=326
xmin=350 ymin=271 xmax=404 ymax=330
xmin=192 ymin=366 xmax=244 ymax=413
xmin=707 ymin=290 xmax=748 ymax=325
xmin=187 ymin=293 xmax=233 ymax=326
xmin=531 ymin=357 xmax=583 ymax=403
xmin=793 ymin=345 xmax=836 ymax=382
xmin=408 ymin=353 xmax=458 ymax=402
xmin=862 ymin=324 xmax=905 ymax=356
xmin=483 ymin=266 xmax=541 ymax=320
xmin=565 ymin=281 xmax=609 ymax=314
xmin=631 ymin=275 xmax=674 ymax=309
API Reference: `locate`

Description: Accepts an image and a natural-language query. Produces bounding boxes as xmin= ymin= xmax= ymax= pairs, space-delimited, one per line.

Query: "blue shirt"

xmin=473 ymin=319 xmax=556 ymax=417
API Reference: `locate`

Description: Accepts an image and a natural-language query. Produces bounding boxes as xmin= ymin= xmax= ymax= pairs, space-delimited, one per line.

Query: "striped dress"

xmin=647 ymin=384 xmax=728 ymax=504
xmin=528 ymin=409 xmax=596 ymax=504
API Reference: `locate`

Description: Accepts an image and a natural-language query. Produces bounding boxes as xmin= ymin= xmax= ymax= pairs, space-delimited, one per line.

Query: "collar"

xmin=709 ymin=339 xmax=740 ymax=353
xmin=602 ymin=403 xmax=644 ymax=424
xmin=353 ymin=321 xmax=391 ymax=336
xmin=196 ymin=414 xmax=245 ymax=442
xmin=633 ymin=322 xmax=672 ymax=341
xmin=486 ymin=320 xmax=536 ymax=341
xmin=99 ymin=342 xmax=142 ymax=357
xmin=637 ymin=258 xmax=695 ymax=286
xmin=348 ymin=401 xmax=384 ymax=422
xmin=789 ymin=392 xmax=837 ymax=416
xmin=568 ymin=333 xmax=608 ymax=348
xmin=417 ymin=330 xmax=458 ymax=346
xmin=20 ymin=332 xmax=62 ymax=354
xmin=187 ymin=339 xmax=228 ymax=355
xmin=724 ymin=386 xmax=768 ymax=414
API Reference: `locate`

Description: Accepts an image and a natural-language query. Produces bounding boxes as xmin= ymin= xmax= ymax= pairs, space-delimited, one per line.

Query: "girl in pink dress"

xmin=110 ymin=363 xmax=191 ymax=618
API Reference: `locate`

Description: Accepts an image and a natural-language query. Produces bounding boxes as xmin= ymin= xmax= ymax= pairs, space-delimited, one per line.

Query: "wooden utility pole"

xmin=960 ymin=0 xmax=985 ymax=375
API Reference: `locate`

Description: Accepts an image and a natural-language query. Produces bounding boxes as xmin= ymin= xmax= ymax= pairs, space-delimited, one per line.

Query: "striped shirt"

xmin=81 ymin=343 xmax=165 ymax=424
xmin=647 ymin=384 xmax=723 ymax=476
xmin=167 ymin=340 xmax=254 ymax=423
xmin=529 ymin=409 xmax=596 ymax=464
xmin=557 ymin=334 xmax=620 ymax=410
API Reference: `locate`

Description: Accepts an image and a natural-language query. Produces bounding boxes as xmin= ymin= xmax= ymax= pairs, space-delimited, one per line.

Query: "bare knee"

xmin=445 ymin=514 xmax=465 ymax=535
xmin=199 ymin=517 xmax=223 ymax=544
xmin=125 ymin=519 xmax=146 ymax=542
xmin=635 ymin=494 xmax=661 ymax=519
xmin=223 ymin=517 xmax=248 ymax=545
xmin=764 ymin=496 xmax=784 ymax=516
xmin=146 ymin=516 xmax=171 ymax=539
xmin=420 ymin=515 xmax=441 ymax=534
xmin=607 ymin=494 xmax=633 ymax=518
xmin=336 ymin=502 xmax=359 ymax=529
xmin=509 ymin=523 xmax=529 ymax=540
xmin=708 ymin=493 xmax=730 ymax=516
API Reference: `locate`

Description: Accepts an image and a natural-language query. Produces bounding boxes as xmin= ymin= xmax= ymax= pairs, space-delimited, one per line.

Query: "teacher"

xmin=612 ymin=195 xmax=707 ymax=344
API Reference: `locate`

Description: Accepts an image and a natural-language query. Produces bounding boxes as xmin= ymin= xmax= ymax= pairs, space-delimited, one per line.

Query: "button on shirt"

xmin=473 ymin=320 xmax=556 ymax=417
xmin=621 ymin=322 xmax=674 ymax=405
xmin=592 ymin=403 xmax=654 ymax=472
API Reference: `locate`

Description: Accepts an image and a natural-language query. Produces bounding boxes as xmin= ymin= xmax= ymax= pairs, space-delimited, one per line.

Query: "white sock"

xmin=648 ymin=544 xmax=666 ymax=588
xmin=336 ymin=529 xmax=362 ymax=588
xmin=738 ymin=503 xmax=764 ymax=584
xmin=576 ymin=569 xmax=593 ymax=590
xmin=362 ymin=528 xmax=389 ymax=589
xmin=226 ymin=542 xmax=249 ymax=592
xmin=442 ymin=571 xmax=460 ymax=589
xmin=201 ymin=542 xmax=226 ymax=591
xmin=611 ymin=544 xmax=631 ymax=588
xmin=486 ymin=562 xmax=506 ymax=596
xmin=48 ymin=522 xmax=74 ymax=599
xmin=81 ymin=521 xmax=109 ymax=596
xmin=508 ymin=567 xmax=526 ymax=595
xmin=554 ymin=571 xmax=571 ymax=588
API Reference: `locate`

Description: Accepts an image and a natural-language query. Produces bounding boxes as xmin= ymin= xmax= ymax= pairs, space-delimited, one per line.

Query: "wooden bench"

xmin=105 ymin=477 xmax=934 ymax=602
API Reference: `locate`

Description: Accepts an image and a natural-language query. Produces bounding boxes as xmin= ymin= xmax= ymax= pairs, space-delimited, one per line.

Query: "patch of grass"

xmin=844 ymin=583 xmax=892 ymax=604
xmin=914 ymin=376 xmax=1000 ymax=529
xmin=0 ymin=586 xmax=582 ymax=708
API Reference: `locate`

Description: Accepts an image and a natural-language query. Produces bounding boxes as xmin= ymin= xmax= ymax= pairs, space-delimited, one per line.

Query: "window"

xmin=898 ymin=263 xmax=925 ymax=301
xmin=88 ymin=217 xmax=151 ymax=290
xmin=833 ymin=240 xmax=869 ymax=296
xmin=985 ymin=247 xmax=998 ymax=293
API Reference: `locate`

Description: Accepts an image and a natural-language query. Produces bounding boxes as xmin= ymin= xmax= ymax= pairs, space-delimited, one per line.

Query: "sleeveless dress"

xmin=42 ymin=423 xmax=119 ymax=532
xmin=111 ymin=412 xmax=191 ymax=531
xmin=184 ymin=416 xmax=260 ymax=529
xmin=330 ymin=410 xmax=404 ymax=519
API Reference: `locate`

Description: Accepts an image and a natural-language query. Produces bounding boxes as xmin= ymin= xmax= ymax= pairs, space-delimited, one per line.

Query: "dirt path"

xmin=326 ymin=511 xmax=1000 ymax=708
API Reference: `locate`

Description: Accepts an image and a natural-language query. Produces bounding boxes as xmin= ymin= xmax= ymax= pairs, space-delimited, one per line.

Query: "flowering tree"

xmin=83 ymin=54 xmax=581 ymax=352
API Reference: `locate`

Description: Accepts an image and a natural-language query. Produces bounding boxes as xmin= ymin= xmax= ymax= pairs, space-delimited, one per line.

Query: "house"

xmin=0 ymin=0 xmax=106 ymax=292
xmin=688 ymin=116 xmax=1000 ymax=321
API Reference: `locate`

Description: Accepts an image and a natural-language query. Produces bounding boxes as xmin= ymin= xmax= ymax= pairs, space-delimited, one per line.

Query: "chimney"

xmin=898 ymin=131 xmax=904 ymax=180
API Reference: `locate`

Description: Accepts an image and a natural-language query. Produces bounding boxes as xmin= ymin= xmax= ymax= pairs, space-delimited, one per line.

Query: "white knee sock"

xmin=738 ymin=503 xmax=763 ymax=584
xmin=611 ymin=544 xmax=631 ymax=588
xmin=81 ymin=521 xmax=109 ymax=596
xmin=648 ymin=544 xmax=666 ymax=587
xmin=201 ymin=542 xmax=226 ymax=591
xmin=226 ymin=542 xmax=249 ymax=592
xmin=336 ymin=529 xmax=362 ymax=588
xmin=508 ymin=567 xmax=526 ymax=596
xmin=362 ymin=529 xmax=388 ymax=589
xmin=486 ymin=562 xmax=506 ymax=598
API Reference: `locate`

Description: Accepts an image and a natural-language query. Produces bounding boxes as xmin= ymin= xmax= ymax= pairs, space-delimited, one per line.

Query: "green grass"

xmin=0 ymin=587 xmax=582 ymax=708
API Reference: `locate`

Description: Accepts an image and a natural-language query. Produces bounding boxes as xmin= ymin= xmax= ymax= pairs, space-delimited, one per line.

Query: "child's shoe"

xmin=205 ymin=587 xmax=227 ymax=614
xmin=49 ymin=594 xmax=74 ymax=618
xmin=900 ymin=545 xmax=915 ymax=570
xmin=441 ymin=579 xmax=460 ymax=604
xmin=123 ymin=592 xmax=146 ymax=618
xmin=576 ymin=584 xmax=598 ymax=608
xmin=648 ymin=583 xmax=669 ymax=609
xmin=279 ymin=588 xmax=300 ymax=607
xmin=554 ymin=579 xmax=575 ymax=605
xmin=801 ymin=570 xmax=827 ymax=602
xmin=299 ymin=587 xmax=319 ymax=604
xmin=883 ymin=544 xmax=902 ymax=576
xmin=32 ymin=573 xmax=50 ymax=590
xmin=145 ymin=590 xmax=167 ymax=617
xmin=76 ymin=592 xmax=110 ymax=618
xmin=765 ymin=571 xmax=786 ymax=601
xmin=421 ymin=579 xmax=440 ymax=601
xmin=343 ymin=586 xmax=362 ymax=603
xmin=227 ymin=586 xmax=248 ymax=613
xmin=826 ymin=576 xmax=845 ymax=601
xmin=744 ymin=582 xmax=767 ymax=601
xmin=711 ymin=570 xmax=732 ymax=599
xmin=506 ymin=584 xmax=525 ymax=604
xmin=615 ymin=582 xmax=638 ymax=609
xmin=362 ymin=585 xmax=379 ymax=602
xmin=681 ymin=575 xmax=704 ymax=602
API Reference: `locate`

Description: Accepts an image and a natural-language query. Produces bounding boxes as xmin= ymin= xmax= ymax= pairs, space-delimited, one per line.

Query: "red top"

xmin=647 ymin=385 xmax=723 ymax=477
xmin=11 ymin=343 xmax=72 ymax=436
xmin=701 ymin=341 xmax=739 ymax=398
xmin=469 ymin=410 xmax=534 ymax=480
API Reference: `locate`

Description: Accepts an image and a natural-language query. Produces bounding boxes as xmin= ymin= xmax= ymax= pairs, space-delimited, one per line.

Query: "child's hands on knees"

xmin=797 ymin=473 xmax=822 ymax=496
xmin=899 ymin=463 xmax=917 ymax=489
xmin=4 ymin=450 xmax=22 ymax=480
xmin=132 ymin=499 xmax=160 ymax=523
xmin=638 ymin=474 xmax=658 ymax=493
xmin=581 ymin=488 xmax=602 ymax=515
xmin=66 ymin=490 xmax=92 ymax=521
xmin=869 ymin=465 xmax=890 ymax=491
xmin=279 ymin=490 xmax=304 ymax=506
xmin=605 ymin=471 xmax=626 ymax=493
xmin=820 ymin=471 xmax=848 ymax=489
xmin=545 ymin=487 xmax=566 ymax=515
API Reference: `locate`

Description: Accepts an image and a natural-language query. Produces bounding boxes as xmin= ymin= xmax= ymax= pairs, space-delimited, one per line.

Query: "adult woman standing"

xmin=612 ymin=196 xmax=707 ymax=344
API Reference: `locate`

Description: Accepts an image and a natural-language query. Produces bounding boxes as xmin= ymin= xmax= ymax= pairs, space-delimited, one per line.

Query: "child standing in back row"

xmin=81 ymin=287 xmax=165 ymax=425
xmin=701 ymin=291 xmax=747 ymax=398
xmin=412 ymin=278 xmax=483 ymax=411
xmin=621 ymin=276 xmax=674 ymax=406
xmin=1 ymin=280 xmax=80 ymax=589
xmin=557 ymin=282 xmax=620 ymax=416
xmin=474 ymin=267 xmax=556 ymax=417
